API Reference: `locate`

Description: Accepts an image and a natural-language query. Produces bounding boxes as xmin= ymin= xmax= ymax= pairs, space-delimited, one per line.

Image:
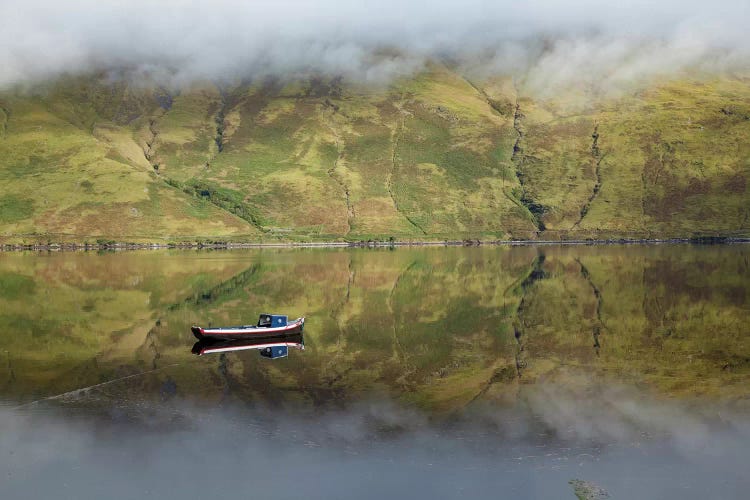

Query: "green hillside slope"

xmin=0 ymin=80 xmax=260 ymax=244
xmin=1 ymin=67 xmax=748 ymax=242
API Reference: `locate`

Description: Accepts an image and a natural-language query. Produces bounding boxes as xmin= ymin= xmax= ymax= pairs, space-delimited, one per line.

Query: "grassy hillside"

xmin=0 ymin=80 xmax=259 ymax=244
xmin=1 ymin=67 xmax=748 ymax=242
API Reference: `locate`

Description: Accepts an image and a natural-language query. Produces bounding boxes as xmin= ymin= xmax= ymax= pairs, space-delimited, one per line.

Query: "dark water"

xmin=1 ymin=245 xmax=749 ymax=499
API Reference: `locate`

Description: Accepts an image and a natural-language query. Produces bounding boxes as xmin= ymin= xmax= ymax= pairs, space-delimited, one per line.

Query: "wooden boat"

xmin=191 ymin=314 xmax=304 ymax=341
xmin=192 ymin=333 xmax=304 ymax=357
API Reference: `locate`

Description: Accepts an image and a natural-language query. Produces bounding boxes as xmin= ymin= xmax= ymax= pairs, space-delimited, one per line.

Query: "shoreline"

xmin=1 ymin=236 xmax=748 ymax=252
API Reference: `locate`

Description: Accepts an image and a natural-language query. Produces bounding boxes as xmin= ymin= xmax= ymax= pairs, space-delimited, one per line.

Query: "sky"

xmin=1 ymin=0 xmax=749 ymax=93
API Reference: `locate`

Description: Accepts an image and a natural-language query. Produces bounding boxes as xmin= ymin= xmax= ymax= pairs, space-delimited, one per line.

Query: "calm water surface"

xmin=1 ymin=245 xmax=749 ymax=499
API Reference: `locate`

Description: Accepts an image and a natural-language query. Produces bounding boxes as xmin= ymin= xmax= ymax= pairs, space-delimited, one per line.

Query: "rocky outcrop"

xmin=570 ymin=479 xmax=611 ymax=499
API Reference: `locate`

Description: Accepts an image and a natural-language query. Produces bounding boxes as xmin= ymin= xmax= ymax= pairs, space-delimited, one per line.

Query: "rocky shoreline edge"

xmin=1 ymin=236 xmax=748 ymax=252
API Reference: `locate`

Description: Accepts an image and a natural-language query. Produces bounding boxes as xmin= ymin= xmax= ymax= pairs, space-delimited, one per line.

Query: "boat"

xmin=192 ymin=332 xmax=305 ymax=357
xmin=191 ymin=314 xmax=304 ymax=341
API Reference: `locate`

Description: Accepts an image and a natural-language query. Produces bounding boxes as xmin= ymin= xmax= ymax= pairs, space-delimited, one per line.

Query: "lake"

xmin=1 ymin=245 xmax=749 ymax=499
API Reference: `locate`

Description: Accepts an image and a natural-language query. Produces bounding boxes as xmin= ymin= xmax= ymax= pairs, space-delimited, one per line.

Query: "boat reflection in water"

xmin=191 ymin=333 xmax=304 ymax=359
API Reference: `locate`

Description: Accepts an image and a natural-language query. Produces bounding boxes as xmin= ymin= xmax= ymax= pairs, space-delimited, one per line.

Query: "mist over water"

xmin=1 ymin=245 xmax=749 ymax=498
xmin=3 ymin=389 xmax=750 ymax=499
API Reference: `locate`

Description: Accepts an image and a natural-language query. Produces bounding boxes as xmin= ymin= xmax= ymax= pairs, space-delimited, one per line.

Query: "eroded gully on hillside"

xmin=572 ymin=124 xmax=604 ymax=230
xmin=463 ymin=79 xmax=545 ymax=233
xmin=324 ymin=110 xmax=354 ymax=236
xmin=388 ymin=102 xmax=427 ymax=235
xmin=510 ymin=98 xmax=558 ymax=233
xmin=0 ymin=105 xmax=9 ymax=138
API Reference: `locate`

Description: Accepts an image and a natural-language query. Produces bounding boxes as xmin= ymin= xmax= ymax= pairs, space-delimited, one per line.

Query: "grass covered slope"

xmin=0 ymin=69 xmax=748 ymax=242
xmin=0 ymin=81 xmax=261 ymax=244
xmin=507 ymin=79 xmax=750 ymax=238
xmin=149 ymin=65 xmax=535 ymax=239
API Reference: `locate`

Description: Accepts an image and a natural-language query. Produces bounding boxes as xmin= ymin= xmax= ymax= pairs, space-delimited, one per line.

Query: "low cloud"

xmin=1 ymin=1 xmax=749 ymax=93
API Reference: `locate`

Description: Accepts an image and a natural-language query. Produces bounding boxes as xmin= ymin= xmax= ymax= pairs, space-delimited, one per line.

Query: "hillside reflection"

xmin=0 ymin=245 xmax=748 ymax=410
